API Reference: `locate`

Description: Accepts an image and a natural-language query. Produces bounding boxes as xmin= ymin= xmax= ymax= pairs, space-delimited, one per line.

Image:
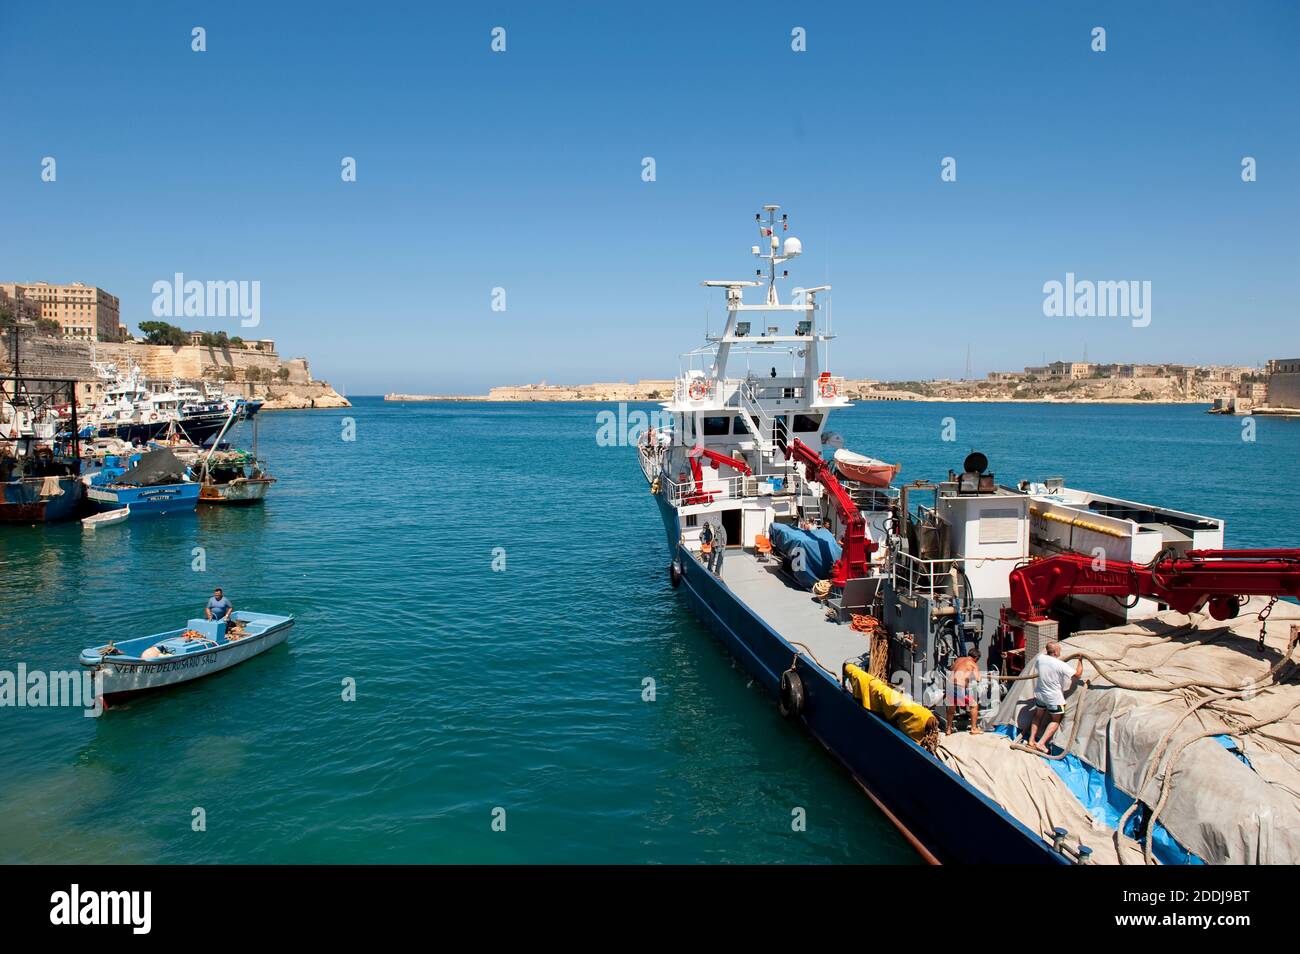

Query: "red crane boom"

xmin=788 ymin=438 xmax=874 ymax=587
xmin=1008 ymin=549 xmax=1300 ymax=622
xmin=682 ymin=445 xmax=752 ymax=504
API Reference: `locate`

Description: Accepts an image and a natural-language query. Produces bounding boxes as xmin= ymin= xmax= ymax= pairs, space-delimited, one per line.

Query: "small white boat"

xmin=833 ymin=448 xmax=900 ymax=487
xmin=82 ymin=506 xmax=129 ymax=530
xmin=79 ymin=611 xmax=293 ymax=704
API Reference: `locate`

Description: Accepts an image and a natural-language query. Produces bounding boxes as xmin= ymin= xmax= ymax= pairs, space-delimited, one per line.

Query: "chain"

xmin=1258 ymin=596 xmax=1278 ymax=652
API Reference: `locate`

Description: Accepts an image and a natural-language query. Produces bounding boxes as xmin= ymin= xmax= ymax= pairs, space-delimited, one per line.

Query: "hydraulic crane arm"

xmin=788 ymin=438 xmax=874 ymax=586
xmin=692 ymin=446 xmax=752 ymax=476
xmin=1008 ymin=549 xmax=1300 ymax=622
xmin=683 ymin=445 xmax=752 ymax=504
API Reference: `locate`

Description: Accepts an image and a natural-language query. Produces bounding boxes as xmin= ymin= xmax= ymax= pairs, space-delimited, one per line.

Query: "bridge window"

xmin=702 ymin=416 xmax=730 ymax=436
xmin=792 ymin=414 xmax=822 ymax=433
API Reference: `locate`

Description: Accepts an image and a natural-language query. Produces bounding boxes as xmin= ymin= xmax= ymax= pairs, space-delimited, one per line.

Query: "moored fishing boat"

xmin=198 ymin=451 xmax=276 ymax=504
xmin=2 ymin=371 xmax=86 ymax=523
xmin=79 ymin=611 xmax=294 ymax=704
xmin=194 ymin=400 xmax=275 ymax=504
xmin=85 ymin=448 xmax=199 ymax=516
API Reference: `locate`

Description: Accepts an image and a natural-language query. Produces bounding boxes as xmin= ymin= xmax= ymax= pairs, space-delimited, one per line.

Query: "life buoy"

xmin=149 ymin=412 xmax=159 ymax=422
xmin=688 ymin=379 xmax=709 ymax=401
xmin=818 ymin=380 xmax=837 ymax=399
xmin=779 ymin=668 xmax=805 ymax=718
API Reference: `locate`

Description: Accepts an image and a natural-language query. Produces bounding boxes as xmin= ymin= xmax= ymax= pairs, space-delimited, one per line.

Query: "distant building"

xmin=0 ymin=281 xmax=120 ymax=341
xmin=987 ymin=371 xmax=1022 ymax=383
xmin=0 ymin=286 xmax=42 ymax=325
xmin=1265 ymin=358 xmax=1300 ymax=408
xmin=1117 ymin=364 xmax=1158 ymax=378
xmin=1239 ymin=382 xmax=1269 ymax=402
xmin=1048 ymin=361 xmax=1091 ymax=379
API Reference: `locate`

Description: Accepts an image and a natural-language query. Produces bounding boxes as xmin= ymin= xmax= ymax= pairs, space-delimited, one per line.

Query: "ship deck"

xmin=713 ymin=548 xmax=871 ymax=679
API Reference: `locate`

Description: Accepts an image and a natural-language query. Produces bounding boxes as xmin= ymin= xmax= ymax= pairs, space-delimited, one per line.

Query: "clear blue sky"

xmin=2 ymin=1 xmax=1296 ymax=393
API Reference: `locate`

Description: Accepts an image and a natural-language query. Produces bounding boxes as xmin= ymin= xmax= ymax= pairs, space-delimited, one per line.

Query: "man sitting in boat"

xmin=205 ymin=587 xmax=233 ymax=623
xmin=945 ymin=649 xmax=983 ymax=735
xmin=1024 ymin=641 xmax=1083 ymax=752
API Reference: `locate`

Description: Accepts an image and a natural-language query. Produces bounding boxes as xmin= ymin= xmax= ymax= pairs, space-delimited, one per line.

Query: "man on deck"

xmin=710 ymin=520 xmax=727 ymax=576
xmin=205 ymin=587 xmax=233 ymax=623
xmin=945 ymin=648 xmax=983 ymax=734
xmin=1025 ymin=641 xmax=1083 ymax=752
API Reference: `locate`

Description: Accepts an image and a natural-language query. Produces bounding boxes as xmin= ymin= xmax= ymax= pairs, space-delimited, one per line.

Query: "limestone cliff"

xmin=0 ymin=331 xmax=349 ymax=410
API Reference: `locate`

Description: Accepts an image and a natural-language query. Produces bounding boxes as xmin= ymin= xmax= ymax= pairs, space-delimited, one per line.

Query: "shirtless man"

xmin=945 ymin=648 xmax=983 ymax=734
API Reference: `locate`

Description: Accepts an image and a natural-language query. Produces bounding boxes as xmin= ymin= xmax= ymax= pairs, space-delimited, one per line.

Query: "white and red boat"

xmin=833 ymin=449 xmax=899 ymax=487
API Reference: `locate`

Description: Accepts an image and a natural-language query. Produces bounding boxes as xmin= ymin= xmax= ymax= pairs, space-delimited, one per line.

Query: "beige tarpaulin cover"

xmin=939 ymin=731 xmax=1147 ymax=864
xmin=939 ymin=598 xmax=1300 ymax=865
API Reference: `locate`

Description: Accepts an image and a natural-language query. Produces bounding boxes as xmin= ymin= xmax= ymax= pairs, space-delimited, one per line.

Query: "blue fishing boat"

xmin=79 ymin=612 xmax=294 ymax=704
xmin=84 ymin=447 xmax=199 ymax=515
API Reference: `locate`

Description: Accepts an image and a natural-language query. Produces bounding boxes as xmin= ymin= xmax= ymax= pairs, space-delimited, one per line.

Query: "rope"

xmin=787 ymin=643 xmax=838 ymax=680
xmin=1009 ymin=681 xmax=1091 ymax=761
xmin=1110 ymin=626 xmax=1300 ymax=865
xmin=1141 ymin=696 xmax=1300 ymax=866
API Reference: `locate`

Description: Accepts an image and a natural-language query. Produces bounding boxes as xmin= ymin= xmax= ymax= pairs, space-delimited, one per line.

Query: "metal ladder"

xmin=737 ymin=382 xmax=776 ymax=456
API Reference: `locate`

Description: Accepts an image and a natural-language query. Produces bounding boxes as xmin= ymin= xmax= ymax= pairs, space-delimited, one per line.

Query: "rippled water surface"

xmin=0 ymin=398 xmax=1295 ymax=863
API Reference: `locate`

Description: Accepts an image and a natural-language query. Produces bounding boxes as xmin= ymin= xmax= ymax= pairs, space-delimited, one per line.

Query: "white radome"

xmin=783 ymin=236 xmax=802 ymax=257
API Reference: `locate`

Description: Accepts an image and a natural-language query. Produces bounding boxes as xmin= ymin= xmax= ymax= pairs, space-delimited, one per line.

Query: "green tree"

xmin=35 ymin=317 xmax=62 ymax=337
xmin=138 ymin=321 xmax=189 ymax=346
xmin=276 ymin=366 xmax=290 ymax=382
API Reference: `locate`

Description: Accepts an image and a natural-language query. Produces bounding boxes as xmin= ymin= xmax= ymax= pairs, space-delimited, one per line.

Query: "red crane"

xmin=787 ymin=438 xmax=874 ymax=587
xmin=682 ymin=445 xmax=752 ymax=504
xmin=1008 ymin=549 xmax=1300 ymax=623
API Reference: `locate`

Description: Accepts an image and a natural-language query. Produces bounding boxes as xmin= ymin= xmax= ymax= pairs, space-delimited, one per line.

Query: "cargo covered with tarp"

xmin=939 ymin=599 xmax=1300 ymax=865
xmin=116 ymin=449 xmax=186 ymax=487
xmin=767 ymin=523 xmax=840 ymax=589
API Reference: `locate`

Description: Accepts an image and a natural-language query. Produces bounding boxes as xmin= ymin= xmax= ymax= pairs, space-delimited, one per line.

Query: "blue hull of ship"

xmin=90 ymin=481 xmax=200 ymax=515
xmin=654 ymin=494 xmax=1061 ymax=864
xmin=0 ymin=476 xmax=84 ymax=523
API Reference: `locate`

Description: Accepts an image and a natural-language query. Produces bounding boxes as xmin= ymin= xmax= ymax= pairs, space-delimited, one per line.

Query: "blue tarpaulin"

xmin=768 ymin=523 xmax=841 ymax=589
xmin=991 ymin=725 xmax=1204 ymax=865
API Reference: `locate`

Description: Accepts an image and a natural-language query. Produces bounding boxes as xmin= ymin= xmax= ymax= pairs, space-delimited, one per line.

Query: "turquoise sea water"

xmin=0 ymin=398 xmax=1296 ymax=864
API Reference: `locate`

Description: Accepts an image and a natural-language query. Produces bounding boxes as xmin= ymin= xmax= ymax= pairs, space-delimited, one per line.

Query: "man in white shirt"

xmin=1025 ymin=641 xmax=1083 ymax=752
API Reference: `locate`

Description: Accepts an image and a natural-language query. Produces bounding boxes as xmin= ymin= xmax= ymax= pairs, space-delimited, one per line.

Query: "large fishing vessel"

xmin=1 ymin=373 xmax=85 ymax=523
xmin=78 ymin=363 xmax=260 ymax=446
xmin=639 ymin=206 xmax=1300 ymax=864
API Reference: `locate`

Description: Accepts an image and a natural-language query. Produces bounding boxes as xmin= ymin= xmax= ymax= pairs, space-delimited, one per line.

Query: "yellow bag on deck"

xmin=843 ymin=663 xmax=936 ymax=743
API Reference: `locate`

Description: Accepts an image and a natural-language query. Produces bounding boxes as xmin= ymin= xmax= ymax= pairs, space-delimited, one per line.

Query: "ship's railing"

xmin=671 ymin=376 xmax=814 ymax=405
xmin=661 ymin=471 xmax=793 ymax=507
xmin=891 ymin=550 xmax=959 ymax=599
